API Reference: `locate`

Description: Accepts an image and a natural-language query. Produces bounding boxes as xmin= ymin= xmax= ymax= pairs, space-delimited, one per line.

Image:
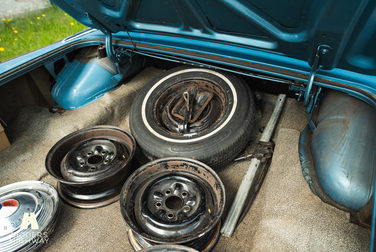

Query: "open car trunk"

xmin=1 ymin=0 xmax=375 ymax=251
xmin=0 ymin=66 xmax=371 ymax=251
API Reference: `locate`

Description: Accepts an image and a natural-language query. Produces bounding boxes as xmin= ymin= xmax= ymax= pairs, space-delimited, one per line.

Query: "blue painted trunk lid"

xmin=52 ymin=0 xmax=376 ymax=77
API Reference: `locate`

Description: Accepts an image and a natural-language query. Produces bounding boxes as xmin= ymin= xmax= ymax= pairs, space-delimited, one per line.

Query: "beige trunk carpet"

xmin=0 ymin=66 xmax=371 ymax=251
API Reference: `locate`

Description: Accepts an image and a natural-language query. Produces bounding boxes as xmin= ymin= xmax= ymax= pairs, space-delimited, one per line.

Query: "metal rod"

xmin=220 ymin=94 xmax=287 ymax=237
xmin=260 ymin=94 xmax=287 ymax=142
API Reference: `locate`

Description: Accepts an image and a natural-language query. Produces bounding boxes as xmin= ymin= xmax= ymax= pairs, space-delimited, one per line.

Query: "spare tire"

xmin=130 ymin=66 xmax=255 ymax=168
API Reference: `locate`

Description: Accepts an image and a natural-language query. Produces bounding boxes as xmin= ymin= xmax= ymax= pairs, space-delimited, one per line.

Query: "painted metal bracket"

xmin=303 ymin=45 xmax=331 ymax=106
xmin=308 ymin=87 xmax=322 ymax=132
xmin=84 ymin=13 xmax=126 ymax=64
xmin=289 ymin=84 xmax=305 ymax=102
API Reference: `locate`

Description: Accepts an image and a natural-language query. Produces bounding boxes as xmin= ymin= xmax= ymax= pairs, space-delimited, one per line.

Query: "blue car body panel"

xmin=51 ymin=49 xmax=132 ymax=110
xmin=312 ymin=91 xmax=376 ymax=210
xmin=1 ymin=0 xmax=376 ymax=107
xmin=1 ymin=30 xmax=376 ymax=107
xmin=51 ymin=0 xmax=376 ymax=75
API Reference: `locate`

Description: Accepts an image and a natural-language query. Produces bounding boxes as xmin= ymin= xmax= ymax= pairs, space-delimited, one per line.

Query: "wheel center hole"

xmin=87 ymin=155 xmax=103 ymax=165
xmin=165 ymin=196 xmax=183 ymax=210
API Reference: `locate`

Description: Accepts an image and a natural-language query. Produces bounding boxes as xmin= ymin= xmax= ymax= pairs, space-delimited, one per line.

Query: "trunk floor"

xmin=0 ymin=67 xmax=370 ymax=251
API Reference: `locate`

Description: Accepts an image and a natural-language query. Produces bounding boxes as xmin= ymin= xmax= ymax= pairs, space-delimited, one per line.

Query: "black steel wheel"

xmin=127 ymin=221 xmax=221 ymax=252
xmin=130 ymin=66 xmax=255 ymax=169
xmin=139 ymin=244 xmax=199 ymax=252
xmin=120 ymin=158 xmax=225 ymax=251
xmin=46 ymin=126 xmax=136 ymax=208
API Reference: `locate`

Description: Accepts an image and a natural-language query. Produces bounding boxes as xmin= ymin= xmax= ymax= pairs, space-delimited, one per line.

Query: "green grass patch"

xmin=0 ymin=5 xmax=87 ymax=62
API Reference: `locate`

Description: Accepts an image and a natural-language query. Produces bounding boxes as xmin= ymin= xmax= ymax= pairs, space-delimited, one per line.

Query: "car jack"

xmin=221 ymin=94 xmax=287 ymax=237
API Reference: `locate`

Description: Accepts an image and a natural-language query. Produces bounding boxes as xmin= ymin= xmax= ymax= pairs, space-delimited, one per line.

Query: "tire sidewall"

xmin=130 ymin=66 xmax=254 ymax=162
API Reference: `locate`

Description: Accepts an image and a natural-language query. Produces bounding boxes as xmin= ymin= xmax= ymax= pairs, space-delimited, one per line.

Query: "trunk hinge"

xmin=84 ymin=13 xmax=127 ymax=64
xmin=303 ymin=45 xmax=331 ymax=106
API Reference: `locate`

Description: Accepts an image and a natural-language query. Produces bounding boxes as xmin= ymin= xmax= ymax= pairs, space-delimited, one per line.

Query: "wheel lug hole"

xmin=79 ymin=162 xmax=85 ymax=166
xmin=167 ymin=213 xmax=174 ymax=219
xmin=155 ymin=202 xmax=162 ymax=208
xmin=184 ymin=206 xmax=190 ymax=212
xmin=89 ymin=167 xmax=96 ymax=171
xmin=101 ymin=151 xmax=106 ymax=155
xmin=181 ymin=191 xmax=188 ymax=197
xmin=87 ymin=152 xmax=92 ymax=156
xmin=165 ymin=190 xmax=171 ymax=195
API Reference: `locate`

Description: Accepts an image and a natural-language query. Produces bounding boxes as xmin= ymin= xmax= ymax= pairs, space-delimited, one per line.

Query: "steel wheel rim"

xmin=127 ymin=221 xmax=221 ymax=252
xmin=140 ymin=68 xmax=238 ymax=143
xmin=60 ymin=138 xmax=130 ymax=182
xmin=120 ymin=158 xmax=225 ymax=245
xmin=46 ymin=126 xmax=136 ymax=208
xmin=138 ymin=244 xmax=199 ymax=252
xmin=153 ymin=78 xmax=227 ymax=136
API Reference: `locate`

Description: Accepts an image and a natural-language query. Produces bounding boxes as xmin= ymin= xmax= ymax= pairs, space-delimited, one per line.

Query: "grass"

xmin=0 ymin=5 xmax=87 ymax=62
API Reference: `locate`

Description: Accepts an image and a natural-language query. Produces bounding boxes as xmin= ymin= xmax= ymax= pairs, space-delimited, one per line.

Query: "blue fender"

xmin=304 ymin=90 xmax=376 ymax=210
xmin=51 ymin=47 xmax=143 ymax=110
